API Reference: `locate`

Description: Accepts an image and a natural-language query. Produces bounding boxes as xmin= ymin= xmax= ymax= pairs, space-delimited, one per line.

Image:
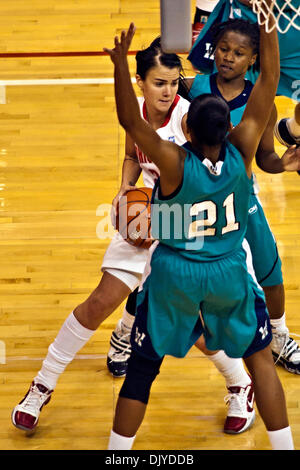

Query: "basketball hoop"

xmin=249 ymin=0 xmax=300 ymax=33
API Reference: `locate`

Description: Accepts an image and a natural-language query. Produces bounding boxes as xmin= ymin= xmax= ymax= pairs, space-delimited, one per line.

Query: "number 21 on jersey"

xmin=188 ymin=192 xmax=240 ymax=238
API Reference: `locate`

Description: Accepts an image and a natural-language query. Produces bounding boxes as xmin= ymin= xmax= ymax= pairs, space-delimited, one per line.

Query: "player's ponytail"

xmin=187 ymin=94 xmax=230 ymax=146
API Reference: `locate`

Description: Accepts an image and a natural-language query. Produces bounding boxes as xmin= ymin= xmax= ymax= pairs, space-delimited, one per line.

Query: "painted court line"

xmin=0 ymin=77 xmax=136 ymax=104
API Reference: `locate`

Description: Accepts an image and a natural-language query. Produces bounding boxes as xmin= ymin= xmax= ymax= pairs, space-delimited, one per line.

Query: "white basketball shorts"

xmin=101 ymin=232 xmax=150 ymax=291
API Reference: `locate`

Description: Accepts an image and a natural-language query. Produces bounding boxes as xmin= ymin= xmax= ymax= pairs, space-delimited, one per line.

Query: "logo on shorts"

xmin=259 ymin=321 xmax=269 ymax=340
xmin=248 ymin=204 xmax=258 ymax=215
xmin=135 ymin=327 xmax=146 ymax=347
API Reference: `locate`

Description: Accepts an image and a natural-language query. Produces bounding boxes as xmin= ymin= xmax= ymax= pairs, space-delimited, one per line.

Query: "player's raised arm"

xmin=104 ymin=23 xmax=186 ymax=194
xmin=228 ymin=1 xmax=280 ymax=172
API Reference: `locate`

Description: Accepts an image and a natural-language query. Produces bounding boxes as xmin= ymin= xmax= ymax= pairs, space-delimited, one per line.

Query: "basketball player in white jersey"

xmin=12 ymin=36 xmax=257 ymax=436
xmin=11 ymin=37 xmax=190 ymax=432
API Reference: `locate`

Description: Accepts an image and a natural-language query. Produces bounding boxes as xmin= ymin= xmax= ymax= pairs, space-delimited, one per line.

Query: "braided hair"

xmin=187 ymin=93 xmax=230 ymax=146
xmin=210 ymin=18 xmax=260 ymax=72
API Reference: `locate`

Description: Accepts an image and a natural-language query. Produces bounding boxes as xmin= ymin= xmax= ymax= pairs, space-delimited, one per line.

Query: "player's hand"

xmin=281 ymin=145 xmax=300 ymax=172
xmin=112 ymin=184 xmax=137 ymax=210
xmin=103 ymin=23 xmax=136 ymax=64
xmin=111 ymin=184 xmax=137 ymax=229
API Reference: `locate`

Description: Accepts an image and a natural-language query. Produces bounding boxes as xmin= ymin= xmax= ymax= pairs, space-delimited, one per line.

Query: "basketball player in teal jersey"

xmin=104 ymin=17 xmax=294 ymax=450
xmin=11 ymin=39 xmax=190 ymax=433
xmin=189 ymin=0 xmax=300 ymax=152
xmin=234 ymin=0 xmax=300 ymax=149
xmin=181 ymin=19 xmax=300 ymax=386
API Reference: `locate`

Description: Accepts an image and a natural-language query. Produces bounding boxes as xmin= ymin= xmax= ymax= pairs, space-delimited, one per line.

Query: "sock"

xmin=35 ymin=312 xmax=95 ymax=390
xmin=206 ymin=351 xmax=251 ymax=388
xmin=108 ymin=429 xmax=136 ymax=450
xmin=270 ymin=313 xmax=288 ymax=333
xmin=287 ymin=116 xmax=300 ymax=138
xmin=121 ymin=309 xmax=135 ymax=331
xmin=267 ymin=426 xmax=294 ymax=450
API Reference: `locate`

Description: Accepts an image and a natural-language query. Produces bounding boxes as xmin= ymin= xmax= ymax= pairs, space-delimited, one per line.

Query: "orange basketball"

xmin=116 ymin=187 xmax=153 ymax=249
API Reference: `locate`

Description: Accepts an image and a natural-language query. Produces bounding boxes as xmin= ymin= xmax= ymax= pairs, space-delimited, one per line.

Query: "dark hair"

xmin=135 ymin=37 xmax=182 ymax=80
xmin=211 ymin=19 xmax=260 ymax=72
xmin=187 ymin=94 xmax=230 ymax=146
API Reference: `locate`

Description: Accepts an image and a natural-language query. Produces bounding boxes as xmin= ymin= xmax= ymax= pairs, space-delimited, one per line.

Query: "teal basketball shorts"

xmin=245 ymin=194 xmax=283 ymax=287
xmin=131 ymin=243 xmax=272 ymax=361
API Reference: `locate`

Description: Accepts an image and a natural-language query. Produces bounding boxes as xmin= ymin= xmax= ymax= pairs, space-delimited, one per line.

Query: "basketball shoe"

xmin=223 ymin=381 xmax=255 ymax=434
xmin=271 ymin=327 xmax=300 ymax=374
xmin=274 ymin=118 xmax=300 ymax=175
xmin=11 ymin=381 xmax=53 ymax=431
xmin=274 ymin=118 xmax=300 ymax=147
xmin=107 ymin=319 xmax=132 ymax=377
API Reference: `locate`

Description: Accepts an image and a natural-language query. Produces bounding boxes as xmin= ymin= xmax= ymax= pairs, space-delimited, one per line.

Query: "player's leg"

xmin=104 ymin=234 xmax=148 ymax=377
xmin=107 ymin=288 xmax=138 ymax=377
xmin=194 ymin=240 xmax=260 ymax=435
xmin=245 ymin=194 xmax=300 ymax=374
xmin=243 ymin=346 xmax=293 ymax=449
xmin=194 ymin=336 xmax=254 ymax=434
xmin=11 ymin=271 xmax=132 ymax=432
xmin=108 ymin=249 xmax=167 ymax=450
xmin=108 ymin=350 xmax=164 ymax=449
xmin=237 ymin=268 xmax=293 ymax=449
xmin=202 ymin=250 xmax=293 ymax=448
xmin=266 ymin=284 xmax=300 ymax=375
xmin=108 ymin=243 xmax=205 ymax=449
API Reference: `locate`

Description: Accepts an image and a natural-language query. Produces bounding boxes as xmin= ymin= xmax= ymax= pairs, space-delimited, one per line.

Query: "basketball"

xmin=116 ymin=187 xmax=153 ymax=249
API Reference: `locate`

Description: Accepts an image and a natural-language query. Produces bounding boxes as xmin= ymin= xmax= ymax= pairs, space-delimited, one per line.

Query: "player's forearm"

xmin=120 ymin=155 xmax=142 ymax=187
xmin=256 ymin=151 xmax=284 ymax=174
xmin=114 ymin=59 xmax=141 ymax=132
xmin=258 ymin=8 xmax=280 ymax=89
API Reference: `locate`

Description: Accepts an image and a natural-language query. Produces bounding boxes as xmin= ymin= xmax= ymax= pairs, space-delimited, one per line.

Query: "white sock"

xmin=206 ymin=351 xmax=251 ymax=388
xmin=121 ymin=309 xmax=135 ymax=331
xmin=267 ymin=426 xmax=294 ymax=450
xmin=270 ymin=313 xmax=288 ymax=333
xmin=35 ymin=312 xmax=94 ymax=390
xmin=108 ymin=429 xmax=136 ymax=450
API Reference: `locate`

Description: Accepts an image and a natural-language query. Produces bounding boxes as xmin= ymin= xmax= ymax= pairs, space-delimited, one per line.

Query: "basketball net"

xmin=249 ymin=0 xmax=300 ymax=33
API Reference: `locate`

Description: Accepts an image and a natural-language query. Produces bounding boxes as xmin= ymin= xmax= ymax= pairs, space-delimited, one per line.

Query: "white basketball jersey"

xmin=136 ymin=95 xmax=190 ymax=188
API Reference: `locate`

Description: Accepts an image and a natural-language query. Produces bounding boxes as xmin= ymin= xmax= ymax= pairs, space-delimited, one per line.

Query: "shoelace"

xmin=274 ymin=333 xmax=300 ymax=365
xmin=109 ymin=328 xmax=132 ymax=361
xmin=21 ymin=385 xmax=48 ymax=415
xmin=224 ymin=388 xmax=248 ymax=418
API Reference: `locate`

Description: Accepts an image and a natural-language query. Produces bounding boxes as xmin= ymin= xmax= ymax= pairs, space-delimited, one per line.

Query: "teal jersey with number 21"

xmin=151 ymin=139 xmax=252 ymax=261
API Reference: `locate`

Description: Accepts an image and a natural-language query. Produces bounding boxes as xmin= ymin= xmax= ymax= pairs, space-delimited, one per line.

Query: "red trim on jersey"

xmin=137 ymin=95 xmax=181 ymax=166
xmin=142 ymin=94 xmax=181 ymax=127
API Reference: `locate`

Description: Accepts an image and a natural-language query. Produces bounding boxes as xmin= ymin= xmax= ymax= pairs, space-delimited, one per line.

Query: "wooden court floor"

xmin=0 ymin=0 xmax=299 ymax=451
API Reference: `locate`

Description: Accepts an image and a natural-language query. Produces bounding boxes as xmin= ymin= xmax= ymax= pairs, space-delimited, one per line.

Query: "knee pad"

xmin=119 ymin=350 xmax=163 ymax=404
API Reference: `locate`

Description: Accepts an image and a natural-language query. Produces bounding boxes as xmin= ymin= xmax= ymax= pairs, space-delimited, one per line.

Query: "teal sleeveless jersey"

xmin=151 ymin=140 xmax=252 ymax=261
xmin=189 ymin=73 xmax=254 ymax=127
xmin=188 ymin=0 xmax=300 ymax=100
